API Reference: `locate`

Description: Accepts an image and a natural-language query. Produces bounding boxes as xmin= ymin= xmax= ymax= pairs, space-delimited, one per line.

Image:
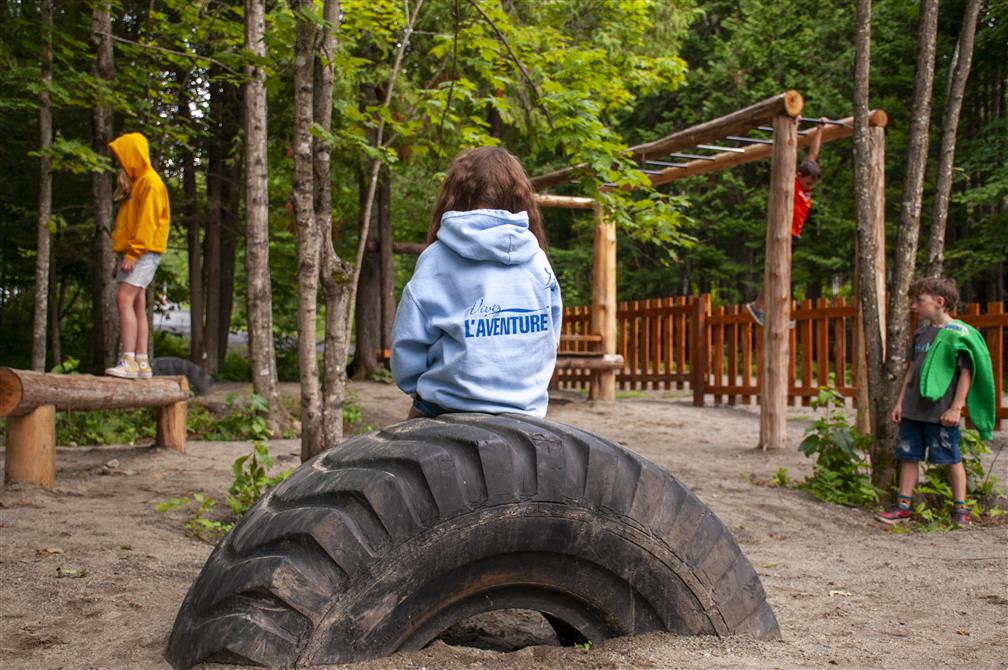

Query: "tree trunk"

xmin=292 ymin=0 xmax=324 ymax=460
xmin=32 ymin=0 xmax=54 ymax=372
xmin=925 ymin=0 xmax=981 ymax=277
xmin=48 ymin=257 xmax=61 ymax=367
xmin=244 ymin=0 xmax=285 ymax=431
xmin=217 ymin=113 xmax=242 ymax=366
xmin=201 ymin=77 xmax=224 ymax=375
xmin=315 ymin=0 xmax=351 ymax=451
xmin=852 ymin=0 xmax=890 ymax=488
xmin=181 ymin=96 xmax=204 ymax=363
xmin=378 ymin=168 xmax=395 ymax=352
xmin=857 ymin=0 xmax=940 ymax=492
xmin=90 ymin=0 xmax=117 ymax=371
xmin=353 ymin=165 xmax=383 ymax=380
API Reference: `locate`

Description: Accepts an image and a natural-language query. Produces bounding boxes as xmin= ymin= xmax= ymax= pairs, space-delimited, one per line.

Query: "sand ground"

xmin=1 ymin=380 xmax=1006 ymax=670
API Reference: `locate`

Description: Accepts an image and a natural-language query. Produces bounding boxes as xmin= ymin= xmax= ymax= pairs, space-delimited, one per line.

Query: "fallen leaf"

xmin=56 ymin=566 xmax=87 ymax=579
xmin=956 ymin=629 xmax=970 ymax=636
xmin=35 ymin=547 xmax=64 ymax=557
xmin=16 ymin=498 xmax=32 ymax=506
xmin=829 ymin=590 xmax=853 ymax=597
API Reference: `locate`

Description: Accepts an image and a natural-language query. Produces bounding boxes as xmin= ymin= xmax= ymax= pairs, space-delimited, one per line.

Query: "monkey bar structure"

xmin=533 ymin=91 xmax=888 ymax=450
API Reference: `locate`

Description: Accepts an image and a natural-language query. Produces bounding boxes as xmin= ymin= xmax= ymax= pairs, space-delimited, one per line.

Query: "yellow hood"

xmin=109 ymin=132 xmax=171 ymax=259
xmin=109 ymin=132 xmax=153 ymax=181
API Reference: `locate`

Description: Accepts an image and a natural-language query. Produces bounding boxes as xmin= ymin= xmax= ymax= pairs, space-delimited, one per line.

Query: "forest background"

xmin=1 ymin=0 xmax=1005 ymax=411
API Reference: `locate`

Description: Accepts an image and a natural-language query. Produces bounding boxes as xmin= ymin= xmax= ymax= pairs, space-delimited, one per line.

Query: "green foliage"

xmin=187 ymin=393 xmax=272 ymax=442
xmin=157 ymin=443 xmax=291 ymax=542
xmin=227 ymin=443 xmax=293 ymax=518
xmin=912 ymin=428 xmax=1002 ymax=525
xmin=798 ymin=387 xmax=878 ymax=507
xmin=56 ymin=407 xmax=157 ymax=446
xmin=155 ymin=493 xmax=227 ymax=541
xmin=368 ymin=368 xmax=393 ymax=384
xmin=50 ymin=357 xmax=80 ymax=374
xmin=218 ymin=352 xmax=253 ymax=382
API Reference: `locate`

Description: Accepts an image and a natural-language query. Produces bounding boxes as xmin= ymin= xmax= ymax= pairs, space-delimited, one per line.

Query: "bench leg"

xmin=5 ymin=404 xmax=56 ymax=487
xmin=157 ymin=377 xmax=188 ymax=453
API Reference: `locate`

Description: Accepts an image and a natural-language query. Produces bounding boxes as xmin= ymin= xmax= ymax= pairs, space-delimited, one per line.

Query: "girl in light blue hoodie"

xmin=391 ymin=147 xmax=562 ymax=418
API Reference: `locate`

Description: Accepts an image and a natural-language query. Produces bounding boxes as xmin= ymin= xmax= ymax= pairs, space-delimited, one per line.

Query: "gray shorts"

xmin=116 ymin=252 xmax=162 ymax=288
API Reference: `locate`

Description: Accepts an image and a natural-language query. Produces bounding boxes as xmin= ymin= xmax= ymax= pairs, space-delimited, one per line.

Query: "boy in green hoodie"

xmin=874 ymin=277 xmax=982 ymax=529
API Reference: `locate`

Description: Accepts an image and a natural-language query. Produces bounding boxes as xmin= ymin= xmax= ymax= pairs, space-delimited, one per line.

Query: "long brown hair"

xmin=428 ymin=146 xmax=546 ymax=250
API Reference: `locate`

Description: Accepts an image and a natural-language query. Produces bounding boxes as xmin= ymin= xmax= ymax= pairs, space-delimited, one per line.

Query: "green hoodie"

xmin=919 ymin=320 xmax=996 ymax=440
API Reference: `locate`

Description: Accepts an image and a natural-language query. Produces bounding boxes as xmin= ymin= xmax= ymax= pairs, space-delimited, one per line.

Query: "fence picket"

xmin=553 ymin=296 xmax=1004 ymax=429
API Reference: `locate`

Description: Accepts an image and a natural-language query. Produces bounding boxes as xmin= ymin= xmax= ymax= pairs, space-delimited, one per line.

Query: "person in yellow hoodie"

xmin=105 ymin=132 xmax=170 ymax=379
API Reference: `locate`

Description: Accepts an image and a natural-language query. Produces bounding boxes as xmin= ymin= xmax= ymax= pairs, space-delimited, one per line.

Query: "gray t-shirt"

xmin=902 ymin=324 xmax=971 ymax=424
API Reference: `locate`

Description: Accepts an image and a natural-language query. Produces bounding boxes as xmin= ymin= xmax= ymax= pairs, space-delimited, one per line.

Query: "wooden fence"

xmin=555 ymin=296 xmax=1007 ymax=429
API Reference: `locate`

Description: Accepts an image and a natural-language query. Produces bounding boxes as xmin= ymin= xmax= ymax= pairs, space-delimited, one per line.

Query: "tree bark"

xmin=217 ymin=108 xmax=242 ymax=365
xmin=378 ymin=168 xmax=395 ymax=352
xmin=32 ymin=0 xmax=54 ymax=372
xmin=48 ymin=256 xmax=61 ymax=367
xmin=315 ymin=0 xmax=352 ymax=452
xmin=0 ymin=368 xmax=188 ymax=415
xmin=180 ymin=91 xmax=204 ymax=363
xmin=244 ymin=0 xmax=285 ymax=431
xmin=354 ymin=164 xmax=383 ymax=380
xmin=291 ymin=0 xmax=324 ymax=460
xmin=201 ymin=75 xmax=225 ymax=375
xmin=925 ymin=0 xmax=981 ymax=277
xmin=852 ymin=0 xmax=890 ymax=488
xmin=90 ymin=0 xmax=117 ymax=371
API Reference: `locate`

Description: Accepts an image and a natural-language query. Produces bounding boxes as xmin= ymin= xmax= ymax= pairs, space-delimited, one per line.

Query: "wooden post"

xmin=157 ymin=377 xmax=189 ymax=452
xmin=4 ymin=404 xmax=56 ymax=486
xmin=854 ymin=123 xmax=887 ymax=434
xmin=759 ymin=113 xmax=798 ymax=450
xmin=691 ymin=294 xmax=709 ymax=406
xmin=589 ymin=205 xmax=617 ymax=401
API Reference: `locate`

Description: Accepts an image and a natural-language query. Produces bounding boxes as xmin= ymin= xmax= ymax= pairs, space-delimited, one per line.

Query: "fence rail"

xmin=554 ymin=295 xmax=1007 ymax=429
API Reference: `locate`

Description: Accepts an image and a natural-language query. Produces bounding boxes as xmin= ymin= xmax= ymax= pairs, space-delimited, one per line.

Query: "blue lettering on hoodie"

xmin=390 ymin=209 xmax=563 ymax=417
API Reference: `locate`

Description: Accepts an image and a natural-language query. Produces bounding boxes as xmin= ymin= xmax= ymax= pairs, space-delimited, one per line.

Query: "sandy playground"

xmin=1 ymin=380 xmax=1006 ymax=670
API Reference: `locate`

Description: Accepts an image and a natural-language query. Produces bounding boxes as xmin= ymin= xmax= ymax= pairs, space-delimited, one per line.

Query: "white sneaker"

xmin=136 ymin=358 xmax=153 ymax=379
xmin=106 ymin=358 xmax=139 ymax=379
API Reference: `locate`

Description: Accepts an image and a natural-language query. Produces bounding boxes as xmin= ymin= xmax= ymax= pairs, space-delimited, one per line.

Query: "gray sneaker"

xmin=745 ymin=302 xmax=765 ymax=326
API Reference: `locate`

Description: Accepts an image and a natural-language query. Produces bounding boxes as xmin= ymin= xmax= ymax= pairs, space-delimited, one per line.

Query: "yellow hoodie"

xmin=108 ymin=132 xmax=170 ymax=260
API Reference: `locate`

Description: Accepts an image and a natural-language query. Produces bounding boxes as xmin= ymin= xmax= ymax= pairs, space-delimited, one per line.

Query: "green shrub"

xmin=798 ymin=387 xmax=879 ymax=507
xmin=188 ymin=393 xmax=271 ymax=441
xmin=156 ymin=442 xmax=291 ymax=542
xmin=218 ymin=352 xmax=252 ymax=381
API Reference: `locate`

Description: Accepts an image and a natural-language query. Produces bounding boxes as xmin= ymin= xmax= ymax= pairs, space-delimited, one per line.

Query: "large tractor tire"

xmin=165 ymin=414 xmax=779 ymax=668
xmin=151 ymin=356 xmax=214 ymax=396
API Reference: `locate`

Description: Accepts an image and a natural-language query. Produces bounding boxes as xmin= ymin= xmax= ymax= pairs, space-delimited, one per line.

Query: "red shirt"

xmin=792 ymin=176 xmax=812 ymax=238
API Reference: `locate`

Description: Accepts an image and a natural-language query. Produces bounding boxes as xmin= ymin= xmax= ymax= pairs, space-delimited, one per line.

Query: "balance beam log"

xmin=0 ymin=368 xmax=188 ymax=415
xmin=1 ymin=368 xmax=190 ymax=486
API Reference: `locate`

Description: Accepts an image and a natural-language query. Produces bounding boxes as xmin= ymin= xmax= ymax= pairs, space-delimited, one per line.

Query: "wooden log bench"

xmin=0 ymin=368 xmax=189 ymax=486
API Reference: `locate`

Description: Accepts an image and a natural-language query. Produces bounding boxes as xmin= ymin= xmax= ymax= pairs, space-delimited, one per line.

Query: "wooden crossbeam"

xmin=531 ymin=90 xmax=804 ymax=190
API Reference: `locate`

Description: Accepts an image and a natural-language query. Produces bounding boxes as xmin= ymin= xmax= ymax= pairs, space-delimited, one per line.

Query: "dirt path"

xmin=1 ymin=381 xmax=1006 ymax=669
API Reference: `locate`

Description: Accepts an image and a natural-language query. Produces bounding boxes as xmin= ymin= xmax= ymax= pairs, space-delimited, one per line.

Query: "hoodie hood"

xmin=437 ymin=209 xmax=540 ymax=265
xmin=109 ymin=132 xmax=153 ymax=180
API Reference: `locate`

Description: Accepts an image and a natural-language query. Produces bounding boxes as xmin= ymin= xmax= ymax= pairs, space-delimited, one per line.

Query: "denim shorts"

xmin=116 ymin=252 xmax=162 ymax=288
xmin=412 ymin=395 xmax=455 ymax=418
xmin=897 ymin=419 xmax=961 ymax=464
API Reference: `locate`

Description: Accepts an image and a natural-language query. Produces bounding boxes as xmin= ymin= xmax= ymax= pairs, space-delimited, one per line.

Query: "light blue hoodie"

xmin=391 ymin=209 xmax=562 ymax=417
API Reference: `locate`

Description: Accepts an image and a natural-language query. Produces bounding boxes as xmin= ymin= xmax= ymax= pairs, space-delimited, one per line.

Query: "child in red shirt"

xmin=746 ymin=118 xmax=827 ymax=326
